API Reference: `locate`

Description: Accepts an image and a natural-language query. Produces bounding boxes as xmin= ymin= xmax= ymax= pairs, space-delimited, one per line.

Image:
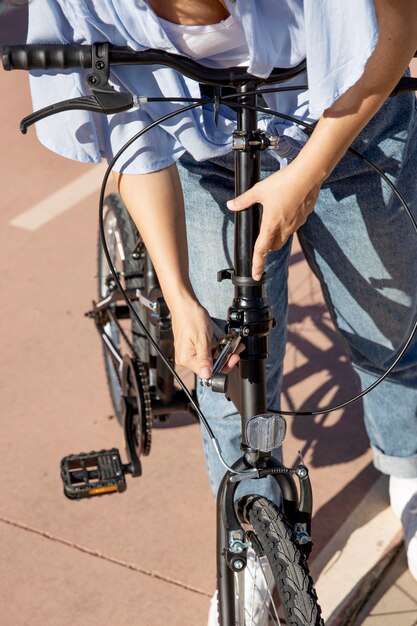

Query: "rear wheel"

xmin=218 ymin=495 xmax=324 ymax=626
xmin=97 ymin=193 xmax=149 ymax=423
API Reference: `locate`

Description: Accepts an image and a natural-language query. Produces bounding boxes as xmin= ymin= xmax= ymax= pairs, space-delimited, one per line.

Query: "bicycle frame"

xmin=4 ymin=39 xmax=417 ymax=626
xmin=2 ymin=42 xmax=337 ymax=625
xmin=91 ymin=255 xmax=186 ymax=415
xmin=214 ymin=81 xmax=310 ymax=626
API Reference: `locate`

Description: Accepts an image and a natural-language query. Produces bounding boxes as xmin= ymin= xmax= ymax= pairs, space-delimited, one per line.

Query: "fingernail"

xmin=200 ymin=367 xmax=212 ymax=380
xmin=253 ymin=273 xmax=262 ymax=281
xmin=226 ymin=200 xmax=234 ymax=210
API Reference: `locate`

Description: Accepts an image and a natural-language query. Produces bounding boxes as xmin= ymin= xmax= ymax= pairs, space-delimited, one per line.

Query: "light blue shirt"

xmin=28 ymin=0 xmax=378 ymax=173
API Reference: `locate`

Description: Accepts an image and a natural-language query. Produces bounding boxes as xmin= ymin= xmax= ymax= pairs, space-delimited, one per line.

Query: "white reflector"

xmin=246 ymin=413 xmax=287 ymax=452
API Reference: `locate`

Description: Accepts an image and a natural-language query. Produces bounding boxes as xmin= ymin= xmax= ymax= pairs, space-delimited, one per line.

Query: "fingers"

xmin=181 ymin=337 xmax=212 ymax=380
xmin=220 ymin=344 xmax=245 ymax=374
xmin=226 ymin=186 xmax=257 ymax=212
xmin=252 ymin=225 xmax=275 ymax=280
xmin=227 ymin=187 xmax=288 ymax=280
xmin=196 ymin=334 xmax=213 ymax=379
xmin=198 ymin=337 xmax=244 ymax=378
xmin=226 ymin=186 xmax=280 ymax=280
xmin=187 ymin=343 xmax=242 ymax=379
xmin=198 ymin=357 xmax=212 ymax=380
xmin=176 ymin=332 xmax=244 ymax=378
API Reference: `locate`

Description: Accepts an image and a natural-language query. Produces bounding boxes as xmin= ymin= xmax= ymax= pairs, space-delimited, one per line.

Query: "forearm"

xmin=114 ymin=165 xmax=221 ymax=377
xmin=295 ymin=0 xmax=417 ymax=185
xmin=113 ymin=164 xmax=196 ymax=312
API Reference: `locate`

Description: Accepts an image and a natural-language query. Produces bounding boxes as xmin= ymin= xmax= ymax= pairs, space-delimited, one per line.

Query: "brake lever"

xmin=212 ymin=331 xmax=241 ymax=375
xmin=20 ymin=92 xmax=134 ymax=134
xmin=20 ymin=42 xmax=135 ymax=133
xmin=200 ymin=330 xmax=242 ymax=389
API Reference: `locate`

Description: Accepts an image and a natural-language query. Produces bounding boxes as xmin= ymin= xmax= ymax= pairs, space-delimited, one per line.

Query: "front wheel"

xmin=216 ymin=495 xmax=324 ymax=626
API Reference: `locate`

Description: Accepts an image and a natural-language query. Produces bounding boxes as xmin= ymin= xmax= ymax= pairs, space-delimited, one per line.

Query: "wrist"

xmin=290 ymin=137 xmax=336 ymax=187
xmin=164 ymin=281 xmax=200 ymax=315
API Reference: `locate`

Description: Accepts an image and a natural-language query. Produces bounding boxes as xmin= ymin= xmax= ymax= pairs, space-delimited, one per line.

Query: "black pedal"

xmin=61 ymin=448 xmax=129 ymax=500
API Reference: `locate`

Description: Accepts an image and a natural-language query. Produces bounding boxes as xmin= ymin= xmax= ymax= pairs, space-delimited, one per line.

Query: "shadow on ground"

xmin=283 ymin=300 xmax=369 ymax=468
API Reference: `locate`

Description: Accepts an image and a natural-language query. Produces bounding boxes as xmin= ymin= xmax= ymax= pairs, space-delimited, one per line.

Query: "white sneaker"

xmin=208 ymin=549 xmax=275 ymax=626
xmin=389 ymin=476 xmax=417 ymax=581
xmin=207 ymin=591 xmax=219 ymax=626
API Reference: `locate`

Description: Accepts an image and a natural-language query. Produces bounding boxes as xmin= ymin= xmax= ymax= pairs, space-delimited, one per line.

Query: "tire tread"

xmin=240 ymin=495 xmax=324 ymax=626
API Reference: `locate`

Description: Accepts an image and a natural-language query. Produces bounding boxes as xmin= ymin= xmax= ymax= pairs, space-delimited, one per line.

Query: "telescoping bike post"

xmin=213 ymin=81 xmax=306 ymax=626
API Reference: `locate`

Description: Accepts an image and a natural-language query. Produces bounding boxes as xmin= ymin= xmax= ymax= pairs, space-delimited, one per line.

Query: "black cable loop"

xmin=98 ymin=92 xmax=417 ymax=421
xmin=223 ymin=99 xmax=417 ymax=416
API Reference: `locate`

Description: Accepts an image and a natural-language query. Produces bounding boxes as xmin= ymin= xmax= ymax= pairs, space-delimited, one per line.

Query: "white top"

xmin=157 ymin=15 xmax=249 ymax=67
xmin=28 ymin=0 xmax=379 ymax=173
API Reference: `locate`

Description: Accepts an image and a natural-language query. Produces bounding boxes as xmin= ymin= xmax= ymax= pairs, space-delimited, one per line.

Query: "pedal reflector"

xmin=60 ymin=449 xmax=127 ymax=500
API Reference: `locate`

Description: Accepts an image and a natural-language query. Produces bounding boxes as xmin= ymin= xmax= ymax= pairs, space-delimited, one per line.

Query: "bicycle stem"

xmin=219 ymin=83 xmax=275 ymax=451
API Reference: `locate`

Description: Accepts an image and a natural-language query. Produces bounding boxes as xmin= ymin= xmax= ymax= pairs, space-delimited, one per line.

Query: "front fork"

xmin=216 ymin=455 xmax=313 ymax=626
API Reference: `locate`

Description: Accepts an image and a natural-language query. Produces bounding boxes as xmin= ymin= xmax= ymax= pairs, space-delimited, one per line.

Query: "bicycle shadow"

xmin=281 ymin=287 xmax=387 ymax=583
xmin=152 ymin=411 xmax=196 ymax=429
xmin=152 ymin=367 xmax=197 ymax=429
xmin=282 ymin=300 xmax=369 ymax=469
xmin=311 ymin=461 xmax=382 ymax=559
xmin=281 ymin=244 xmax=398 ymax=598
xmin=283 ymin=235 xmax=369 ymax=468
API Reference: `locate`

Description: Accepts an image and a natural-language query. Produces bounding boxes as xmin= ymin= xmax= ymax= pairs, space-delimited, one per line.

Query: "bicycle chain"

xmin=105 ymin=295 xmax=154 ymax=456
xmin=135 ymin=358 xmax=153 ymax=456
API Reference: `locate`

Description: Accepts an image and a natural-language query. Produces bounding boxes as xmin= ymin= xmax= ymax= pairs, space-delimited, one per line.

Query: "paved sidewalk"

xmin=354 ymin=549 xmax=417 ymax=626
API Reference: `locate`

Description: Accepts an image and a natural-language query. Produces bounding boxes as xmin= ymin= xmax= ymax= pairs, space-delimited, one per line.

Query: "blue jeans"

xmin=178 ymin=90 xmax=417 ymax=497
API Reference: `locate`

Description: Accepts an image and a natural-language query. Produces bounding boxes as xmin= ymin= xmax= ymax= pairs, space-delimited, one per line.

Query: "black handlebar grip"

xmin=2 ymin=44 xmax=92 ymax=71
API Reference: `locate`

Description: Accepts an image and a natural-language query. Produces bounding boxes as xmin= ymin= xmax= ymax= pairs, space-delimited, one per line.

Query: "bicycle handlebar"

xmin=2 ymin=44 xmax=91 ymax=71
xmin=1 ymin=43 xmax=307 ymax=86
xmin=4 ymin=42 xmax=417 ymax=136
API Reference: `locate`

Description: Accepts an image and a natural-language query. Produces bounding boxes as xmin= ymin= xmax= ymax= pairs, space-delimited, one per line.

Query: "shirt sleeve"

xmin=304 ymin=0 xmax=379 ymax=118
xmin=27 ymin=0 xmax=236 ymax=173
xmin=27 ymin=0 xmax=187 ymax=173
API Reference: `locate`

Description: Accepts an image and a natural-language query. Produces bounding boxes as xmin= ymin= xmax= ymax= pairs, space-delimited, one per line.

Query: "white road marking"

xmin=9 ymin=163 xmax=108 ymax=231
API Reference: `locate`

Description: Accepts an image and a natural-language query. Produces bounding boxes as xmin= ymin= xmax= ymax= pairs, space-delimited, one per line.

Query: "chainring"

xmin=121 ymin=355 xmax=153 ymax=458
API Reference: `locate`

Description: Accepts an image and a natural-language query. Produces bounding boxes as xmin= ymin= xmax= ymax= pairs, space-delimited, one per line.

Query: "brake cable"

xmin=97 ymin=91 xmax=417 ymax=432
xmin=223 ymin=99 xmax=417 ymax=416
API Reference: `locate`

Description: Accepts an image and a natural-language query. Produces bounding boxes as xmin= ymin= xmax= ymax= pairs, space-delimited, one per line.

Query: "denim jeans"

xmin=178 ymin=90 xmax=417 ymax=497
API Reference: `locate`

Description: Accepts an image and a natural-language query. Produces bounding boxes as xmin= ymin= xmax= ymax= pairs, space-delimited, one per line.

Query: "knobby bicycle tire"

xmin=97 ymin=193 xmax=149 ymax=422
xmin=233 ymin=495 xmax=324 ymax=626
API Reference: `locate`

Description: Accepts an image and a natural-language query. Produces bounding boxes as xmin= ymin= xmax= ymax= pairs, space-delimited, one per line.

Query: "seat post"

xmin=225 ymin=82 xmax=274 ymax=443
xmin=234 ymin=82 xmax=261 ymax=278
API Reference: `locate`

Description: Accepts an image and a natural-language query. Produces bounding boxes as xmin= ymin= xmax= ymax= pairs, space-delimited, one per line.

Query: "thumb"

xmin=226 ymin=187 xmax=258 ymax=212
xmin=197 ymin=341 xmax=213 ymax=380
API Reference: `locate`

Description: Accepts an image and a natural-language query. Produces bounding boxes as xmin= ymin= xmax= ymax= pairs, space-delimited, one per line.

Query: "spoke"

xmin=258 ymin=558 xmax=281 ymax=625
xmin=250 ymin=559 xmax=256 ymax=622
xmin=243 ymin=555 xmax=281 ymax=626
xmin=114 ymin=225 xmax=126 ymax=261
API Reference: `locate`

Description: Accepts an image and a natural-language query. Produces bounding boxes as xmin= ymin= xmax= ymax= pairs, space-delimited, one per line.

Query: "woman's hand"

xmin=227 ymin=160 xmax=321 ymax=280
xmin=171 ymin=298 xmax=241 ymax=379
